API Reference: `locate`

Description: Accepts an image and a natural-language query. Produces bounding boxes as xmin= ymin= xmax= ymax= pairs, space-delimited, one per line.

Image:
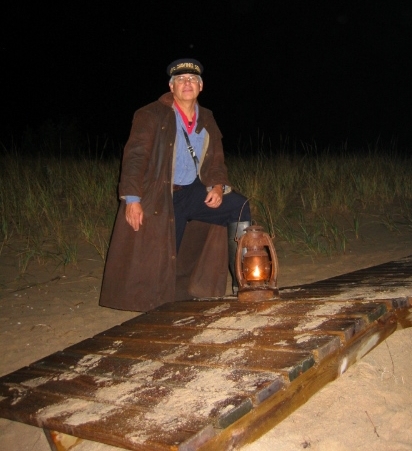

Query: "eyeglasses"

xmin=174 ymin=75 xmax=200 ymax=84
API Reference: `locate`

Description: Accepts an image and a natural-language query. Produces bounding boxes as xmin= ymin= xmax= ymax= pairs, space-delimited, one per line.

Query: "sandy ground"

xmin=1 ymin=220 xmax=411 ymax=451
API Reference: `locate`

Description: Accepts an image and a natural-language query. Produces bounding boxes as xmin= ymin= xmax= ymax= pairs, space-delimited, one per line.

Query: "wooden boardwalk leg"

xmin=43 ymin=429 xmax=83 ymax=451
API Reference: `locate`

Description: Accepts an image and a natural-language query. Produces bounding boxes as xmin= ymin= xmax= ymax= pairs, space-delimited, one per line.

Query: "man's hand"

xmin=204 ymin=185 xmax=223 ymax=208
xmin=125 ymin=202 xmax=144 ymax=231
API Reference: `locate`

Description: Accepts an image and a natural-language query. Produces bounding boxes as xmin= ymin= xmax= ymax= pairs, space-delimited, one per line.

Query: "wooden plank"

xmin=99 ymin=325 xmax=340 ymax=363
xmin=41 ymin=345 xmax=313 ymax=383
xmin=124 ymin=309 xmax=367 ymax=338
xmin=0 ymin=364 xmax=284 ymax=410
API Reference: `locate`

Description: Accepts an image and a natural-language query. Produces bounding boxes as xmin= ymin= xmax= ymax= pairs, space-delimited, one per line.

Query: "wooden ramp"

xmin=0 ymin=256 xmax=411 ymax=451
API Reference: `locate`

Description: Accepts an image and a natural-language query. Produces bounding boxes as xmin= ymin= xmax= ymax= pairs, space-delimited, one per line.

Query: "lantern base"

xmin=237 ymin=286 xmax=279 ymax=302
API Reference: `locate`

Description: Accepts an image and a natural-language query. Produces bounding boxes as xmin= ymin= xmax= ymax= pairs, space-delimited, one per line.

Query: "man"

xmin=99 ymin=58 xmax=250 ymax=312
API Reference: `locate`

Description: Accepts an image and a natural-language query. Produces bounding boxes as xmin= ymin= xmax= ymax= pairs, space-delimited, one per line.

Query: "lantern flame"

xmin=252 ymin=265 xmax=261 ymax=278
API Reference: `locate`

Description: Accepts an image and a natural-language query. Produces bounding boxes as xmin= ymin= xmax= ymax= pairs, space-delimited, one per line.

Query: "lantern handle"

xmin=263 ymin=231 xmax=279 ymax=289
xmin=235 ymin=233 xmax=247 ymax=289
xmin=233 ymin=199 xmax=253 ymax=242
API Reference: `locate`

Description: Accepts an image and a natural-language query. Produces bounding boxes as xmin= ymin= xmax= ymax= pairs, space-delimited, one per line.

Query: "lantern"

xmin=235 ymin=225 xmax=279 ymax=302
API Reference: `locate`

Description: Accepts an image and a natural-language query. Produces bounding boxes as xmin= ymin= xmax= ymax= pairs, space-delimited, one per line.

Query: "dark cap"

xmin=167 ymin=58 xmax=203 ymax=77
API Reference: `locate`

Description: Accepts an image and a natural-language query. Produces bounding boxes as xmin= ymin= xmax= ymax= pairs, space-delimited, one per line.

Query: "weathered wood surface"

xmin=281 ymin=256 xmax=412 ymax=302
xmin=0 ymin=256 xmax=411 ymax=451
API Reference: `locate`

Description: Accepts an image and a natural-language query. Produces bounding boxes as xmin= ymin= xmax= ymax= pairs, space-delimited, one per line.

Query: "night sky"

xmin=2 ymin=0 xmax=412 ymax=152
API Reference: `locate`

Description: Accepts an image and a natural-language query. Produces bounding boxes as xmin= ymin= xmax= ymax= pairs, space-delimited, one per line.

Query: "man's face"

xmin=169 ymin=74 xmax=203 ymax=102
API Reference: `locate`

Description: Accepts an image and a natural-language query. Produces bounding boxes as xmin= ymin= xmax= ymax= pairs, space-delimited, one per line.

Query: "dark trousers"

xmin=173 ymin=177 xmax=251 ymax=252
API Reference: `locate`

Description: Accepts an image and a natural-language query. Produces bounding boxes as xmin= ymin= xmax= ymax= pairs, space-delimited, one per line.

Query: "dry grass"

xmin=1 ymin=131 xmax=412 ymax=272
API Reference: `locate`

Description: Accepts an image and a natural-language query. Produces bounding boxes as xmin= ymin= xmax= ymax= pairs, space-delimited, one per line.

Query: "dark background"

xmin=2 ymin=0 xmax=412 ymax=152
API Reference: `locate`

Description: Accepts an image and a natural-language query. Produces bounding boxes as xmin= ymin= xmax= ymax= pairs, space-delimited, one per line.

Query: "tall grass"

xmin=0 ymin=144 xmax=120 ymax=269
xmin=227 ymin=140 xmax=412 ymax=255
xmin=1 ymin=132 xmax=412 ymax=272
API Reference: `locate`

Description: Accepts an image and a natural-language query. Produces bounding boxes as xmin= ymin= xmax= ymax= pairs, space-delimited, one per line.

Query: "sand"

xmin=1 ymin=222 xmax=411 ymax=451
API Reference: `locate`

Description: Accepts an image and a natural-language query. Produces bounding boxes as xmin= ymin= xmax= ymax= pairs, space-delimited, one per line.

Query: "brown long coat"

xmin=99 ymin=93 xmax=231 ymax=312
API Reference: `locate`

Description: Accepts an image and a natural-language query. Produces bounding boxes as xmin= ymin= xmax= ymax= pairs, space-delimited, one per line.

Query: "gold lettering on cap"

xmin=171 ymin=62 xmax=200 ymax=74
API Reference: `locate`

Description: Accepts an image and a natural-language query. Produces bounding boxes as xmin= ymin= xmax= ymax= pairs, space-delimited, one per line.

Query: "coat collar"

xmin=158 ymin=92 xmax=176 ymax=108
